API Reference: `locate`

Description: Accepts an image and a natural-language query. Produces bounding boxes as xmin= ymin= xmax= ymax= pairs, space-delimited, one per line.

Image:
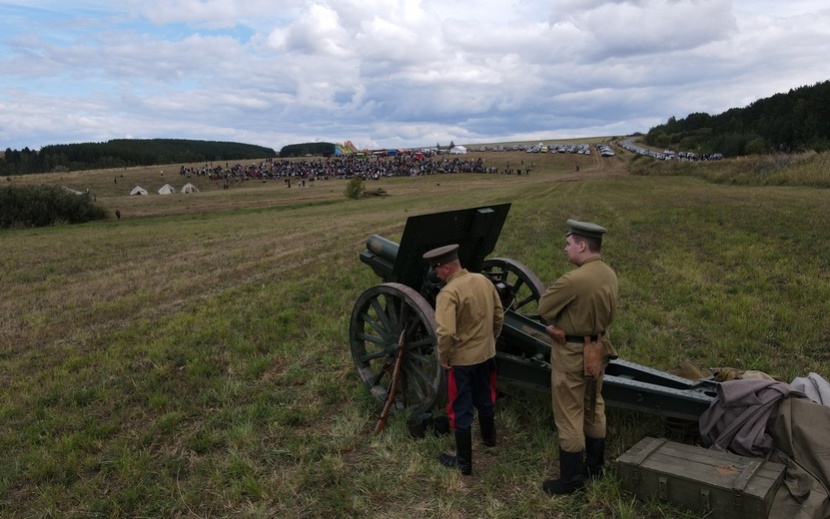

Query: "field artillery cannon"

xmin=349 ymin=203 xmax=719 ymax=422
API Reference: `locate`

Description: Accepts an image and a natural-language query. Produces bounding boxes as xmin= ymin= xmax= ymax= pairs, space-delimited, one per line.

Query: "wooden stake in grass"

xmin=374 ymin=330 xmax=406 ymax=435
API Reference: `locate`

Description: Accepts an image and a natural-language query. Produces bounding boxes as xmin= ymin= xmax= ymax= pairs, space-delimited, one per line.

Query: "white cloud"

xmin=549 ymin=0 xmax=736 ymax=60
xmin=139 ymin=0 xmax=239 ymax=29
xmin=1 ymin=0 xmax=829 ymax=151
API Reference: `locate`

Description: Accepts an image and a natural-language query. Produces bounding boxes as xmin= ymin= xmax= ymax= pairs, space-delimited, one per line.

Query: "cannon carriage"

xmin=349 ymin=203 xmax=719 ymax=422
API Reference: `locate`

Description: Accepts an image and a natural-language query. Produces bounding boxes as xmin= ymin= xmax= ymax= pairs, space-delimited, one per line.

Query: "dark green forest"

xmin=645 ymin=80 xmax=830 ymax=157
xmin=278 ymin=142 xmax=337 ymax=158
xmin=1 ymin=139 xmax=277 ymax=176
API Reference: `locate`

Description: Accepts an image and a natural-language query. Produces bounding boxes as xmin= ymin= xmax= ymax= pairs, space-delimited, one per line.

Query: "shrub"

xmin=0 ymin=185 xmax=109 ymax=229
xmin=344 ymin=177 xmax=365 ymax=200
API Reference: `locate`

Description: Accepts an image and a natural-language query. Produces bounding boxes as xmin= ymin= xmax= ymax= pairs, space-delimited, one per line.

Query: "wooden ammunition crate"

xmin=616 ymin=437 xmax=785 ymax=518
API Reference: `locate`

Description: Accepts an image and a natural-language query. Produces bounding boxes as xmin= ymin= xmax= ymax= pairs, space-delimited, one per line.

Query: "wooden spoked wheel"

xmin=481 ymin=258 xmax=545 ymax=316
xmin=349 ymin=283 xmax=442 ymax=416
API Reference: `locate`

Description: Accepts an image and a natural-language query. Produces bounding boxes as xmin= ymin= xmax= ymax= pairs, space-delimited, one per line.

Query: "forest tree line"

xmin=645 ymin=80 xmax=830 ymax=157
xmin=278 ymin=142 xmax=337 ymax=158
xmin=6 ymin=78 xmax=829 ymax=174
xmin=1 ymin=139 xmax=277 ymax=176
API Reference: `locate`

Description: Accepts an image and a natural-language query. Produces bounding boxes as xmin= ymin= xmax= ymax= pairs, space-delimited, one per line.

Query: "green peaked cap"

xmin=422 ymin=244 xmax=460 ymax=267
xmin=566 ymin=219 xmax=608 ymax=240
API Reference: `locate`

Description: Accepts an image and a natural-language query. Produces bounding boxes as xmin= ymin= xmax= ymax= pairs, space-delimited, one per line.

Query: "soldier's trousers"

xmin=551 ymin=342 xmax=607 ymax=452
xmin=446 ymin=358 xmax=497 ymax=433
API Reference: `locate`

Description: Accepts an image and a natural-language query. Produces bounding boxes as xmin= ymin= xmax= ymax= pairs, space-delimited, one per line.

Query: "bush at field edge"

xmin=0 ymin=184 xmax=110 ymax=229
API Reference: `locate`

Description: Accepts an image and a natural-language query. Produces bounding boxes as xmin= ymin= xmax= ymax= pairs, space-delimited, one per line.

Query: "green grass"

xmin=2 ymin=150 xmax=830 ymax=517
xmin=629 ymin=149 xmax=830 ymax=187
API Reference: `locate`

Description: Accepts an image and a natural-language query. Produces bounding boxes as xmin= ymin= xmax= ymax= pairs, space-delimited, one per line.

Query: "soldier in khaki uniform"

xmin=423 ymin=244 xmax=504 ymax=476
xmin=539 ymin=220 xmax=618 ymax=495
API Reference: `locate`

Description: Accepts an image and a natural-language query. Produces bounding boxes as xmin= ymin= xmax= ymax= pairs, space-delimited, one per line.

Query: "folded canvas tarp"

xmin=181 ymin=183 xmax=199 ymax=193
xmin=130 ymin=186 xmax=148 ymax=196
xmin=158 ymin=184 xmax=176 ymax=195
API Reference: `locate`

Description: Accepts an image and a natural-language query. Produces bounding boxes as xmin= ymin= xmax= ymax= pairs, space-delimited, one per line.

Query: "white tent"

xmin=181 ymin=183 xmax=199 ymax=193
xmin=158 ymin=184 xmax=176 ymax=195
xmin=450 ymin=145 xmax=467 ymax=155
xmin=130 ymin=186 xmax=148 ymax=196
xmin=62 ymin=186 xmax=85 ymax=196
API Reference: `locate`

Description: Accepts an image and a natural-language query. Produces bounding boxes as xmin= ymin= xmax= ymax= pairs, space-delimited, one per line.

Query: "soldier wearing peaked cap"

xmin=538 ymin=219 xmax=619 ymax=495
xmin=422 ymin=244 xmax=459 ymax=268
xmin=422 ymin=244 xmax=504 ymax=476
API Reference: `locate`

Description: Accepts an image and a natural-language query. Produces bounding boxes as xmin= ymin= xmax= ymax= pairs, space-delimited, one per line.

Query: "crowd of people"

xmin=177 ymin=154 xmax=532 ymax=185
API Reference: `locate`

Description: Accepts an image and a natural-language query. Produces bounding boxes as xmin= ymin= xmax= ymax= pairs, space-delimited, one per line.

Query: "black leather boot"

xmin=479 ymin=414 xmax=496 ymax=447
xmin=585 ymin=436 xmax=606 ymax=480
xmin=439 ymin=430 xmax=473 ymax=475
xmin=407 ymin=413 xmax=433 ymax=439
xmin=432 ymin=415 xmax=451 ymax=437
xmin=542 ymin=448 xmax=584 ymax=495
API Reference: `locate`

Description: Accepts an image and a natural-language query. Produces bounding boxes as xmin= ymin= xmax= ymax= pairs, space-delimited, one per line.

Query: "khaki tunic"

xmin=435 ymin=269 xmax=504 ymax=367
xmin=539 ymin=257 xmax=618 ymax=452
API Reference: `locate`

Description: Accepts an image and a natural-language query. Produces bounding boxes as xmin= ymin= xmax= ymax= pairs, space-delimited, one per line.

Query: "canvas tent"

xmin=158 ymin=184 xmax=176 ymax=195
xmin=130 ymin=186 xmax=148 ymax=196
xmin=450 ymin=145 xmax=467 ymax=155
xmin=181 ymin=183 xmax=199 ymax=193
xmin=62 ymin=186 xmax=85 ymax=196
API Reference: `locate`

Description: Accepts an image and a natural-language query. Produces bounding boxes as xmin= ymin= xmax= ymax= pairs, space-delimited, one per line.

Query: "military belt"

xmin=565 ymin=333 xmax=603 ymax=344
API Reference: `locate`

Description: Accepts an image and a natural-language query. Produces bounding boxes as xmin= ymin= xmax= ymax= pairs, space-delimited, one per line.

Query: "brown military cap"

xmin=566 ymin=219 xmax=608 ymax=240
xmin=422 ymin=244 xmax=459 ymax=267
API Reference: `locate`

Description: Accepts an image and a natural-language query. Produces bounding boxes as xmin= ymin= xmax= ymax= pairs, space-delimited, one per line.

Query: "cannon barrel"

xmin=359 ymin=235 xmax=400 ymax=281
xmin=366 ymin=235 xmax=399 ymax=264
xmin=358 ymin=204 xmax=511 ymax=289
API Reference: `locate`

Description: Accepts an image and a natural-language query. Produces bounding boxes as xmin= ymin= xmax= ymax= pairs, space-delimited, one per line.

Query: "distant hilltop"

xmin=279 ymin=142 xmax=356 ymax=158
xmin=2 ymin=139 xmax=278 ymax=176
xmin=645 ymin=79 xmax=830 ymax=156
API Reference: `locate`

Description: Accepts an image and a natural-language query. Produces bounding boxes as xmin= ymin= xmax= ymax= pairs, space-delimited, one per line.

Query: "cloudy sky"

xmin=1 ymin=0 xmax=829 ymax=152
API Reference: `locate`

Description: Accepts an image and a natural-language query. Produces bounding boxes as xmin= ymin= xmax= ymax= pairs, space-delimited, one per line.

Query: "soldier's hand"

xmin=546 ymin=325 xmax=566 ymax=345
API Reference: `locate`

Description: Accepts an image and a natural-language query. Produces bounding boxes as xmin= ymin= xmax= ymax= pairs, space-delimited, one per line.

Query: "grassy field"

xmin=2 ymin=146 xmax=830 ymax=517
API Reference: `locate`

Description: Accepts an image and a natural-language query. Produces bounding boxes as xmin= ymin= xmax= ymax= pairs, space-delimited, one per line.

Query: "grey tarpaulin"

xmin=768 ymin=396 xmax=830 ymax=519
xmin=791 ymin=372 xmax=830 ymax=407
xmin=699 ymin=379 xmax=806 ymax=457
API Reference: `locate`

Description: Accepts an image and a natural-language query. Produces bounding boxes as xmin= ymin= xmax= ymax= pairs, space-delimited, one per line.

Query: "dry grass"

xmin=3 ymin=146 xmax=826 ymax=517
xmin=4 ymin=147 xmax=624 ymax=218
xmin=629 ymin=149 xmax=830 ymax=187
